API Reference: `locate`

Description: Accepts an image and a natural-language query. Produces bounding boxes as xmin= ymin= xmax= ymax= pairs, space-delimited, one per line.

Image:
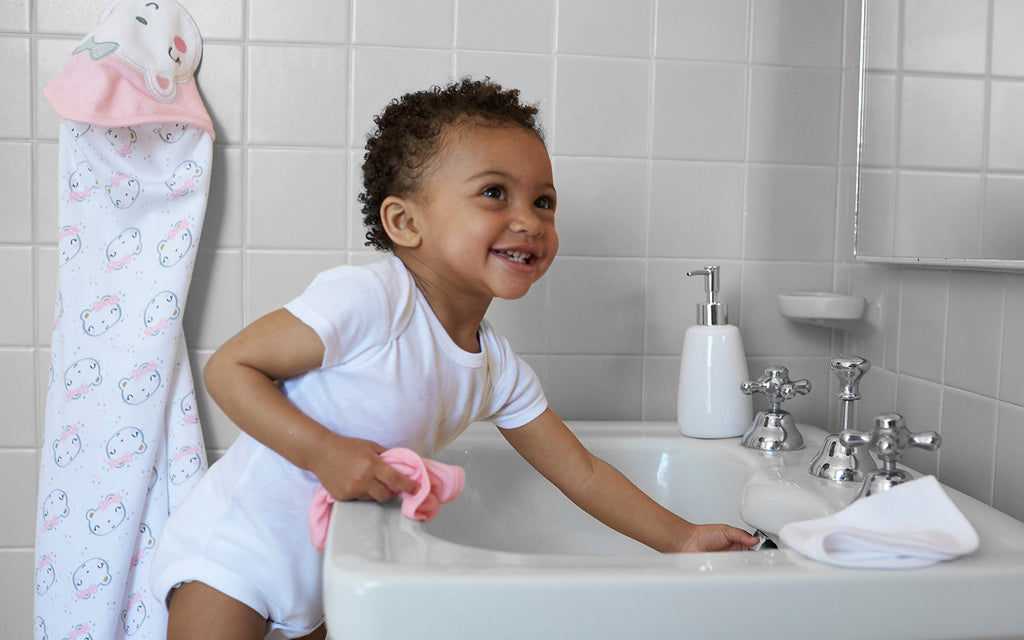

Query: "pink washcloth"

xmin=309 ymin=447 xmax=465 ymax=552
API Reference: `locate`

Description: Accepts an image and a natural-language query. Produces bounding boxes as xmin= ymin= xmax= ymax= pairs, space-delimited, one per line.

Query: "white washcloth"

xmin=779 ymin=475 xmax=979 ymax=569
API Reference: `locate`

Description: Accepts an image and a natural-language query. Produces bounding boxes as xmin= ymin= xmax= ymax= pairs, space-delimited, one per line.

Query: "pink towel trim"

xmin=309 ymin=447 xmax=465 ymax=553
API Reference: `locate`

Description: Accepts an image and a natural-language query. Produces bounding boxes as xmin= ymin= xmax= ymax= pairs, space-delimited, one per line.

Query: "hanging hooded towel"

xmin=34 ymin=1 xmax=213 ymax=638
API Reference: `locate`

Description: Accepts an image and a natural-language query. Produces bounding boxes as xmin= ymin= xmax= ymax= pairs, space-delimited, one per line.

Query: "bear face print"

xmin=42 ymin=489 xmax=70 ymax=531
xmin=144 ymin=291 xmax=179 ymax=337
xmin=105 ymin=126 xmax=137 ymax=156
xmin=72 ymin=557 xmax=111 ymax=600
xmin=131 ymin=522 xmax=156 ymax=567
xmin=106 ymin=426 xmax=147 ymax=469
xmin=157 ymin=220 xmax=193 ymax=267
xmin=80 ymin=294 xmax=123 ymax=337
xmin=122 ymin=592 xmax=148 ymax=635
xmin=65 ymin=358 xmax=102 ymax=401
xmin=169 ymin=445 xmax=202 ymax=485
xmin=67 ymin=122 xmax=91 ymax=139
xmin=106 ymin=227 xmax=142 ymax=272
xmin=155 ymin=123 xmax=188 ymax=143
xmin=64 ymin=623 xmax=93 ymax=640
xmin=119 ymin=362 xmax=161 ymax=405
xmin=68 ymin=161 xmax=98 ymax=202
xmin=58 ymin=226 xmax=82 ymax=266
xmin=106 ymin=173 xmax=141 ymax=209
xmin=36 ymin=555 xmax=56 ymax=595
xmin=166 ymin=160 xmax=202 ymax=199
xmin=52 ymin=424 xmax=82 ymax=468
xmin=86 ymin=493 xmax=126 ymax=536
xmin=179 ymin=390 xmax=198 ymax=426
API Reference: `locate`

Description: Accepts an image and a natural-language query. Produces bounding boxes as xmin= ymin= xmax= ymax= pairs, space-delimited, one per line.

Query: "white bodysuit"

xmin=150 ymin=257 xmax=547 ymax=638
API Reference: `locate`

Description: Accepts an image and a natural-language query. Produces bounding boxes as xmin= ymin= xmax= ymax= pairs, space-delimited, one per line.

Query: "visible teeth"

xmin=498 ymin=250 xmax=530 ymax=264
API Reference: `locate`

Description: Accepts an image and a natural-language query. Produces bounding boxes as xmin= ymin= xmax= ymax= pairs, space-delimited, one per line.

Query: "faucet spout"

xmin=808 ymin=355 xmax=877 ymax=482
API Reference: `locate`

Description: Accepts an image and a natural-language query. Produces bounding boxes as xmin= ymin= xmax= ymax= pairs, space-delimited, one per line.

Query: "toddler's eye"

xmin=482 ymin=185 xmax=505 ymax=200
xmin=535 ymin=195 xmax=554 ymax=210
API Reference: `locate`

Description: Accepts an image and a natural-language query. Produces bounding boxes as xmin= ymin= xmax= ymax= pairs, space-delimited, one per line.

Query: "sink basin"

xmin=324 ymin=422 xmax=1024 ymax=639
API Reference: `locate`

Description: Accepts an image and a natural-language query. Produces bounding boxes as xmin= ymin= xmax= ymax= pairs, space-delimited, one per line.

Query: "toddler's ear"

xmin=381 ymin=197 xmax=422 ymax=248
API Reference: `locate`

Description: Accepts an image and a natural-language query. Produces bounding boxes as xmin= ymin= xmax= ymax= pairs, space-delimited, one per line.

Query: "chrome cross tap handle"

xmin=841 ymin=412 xmax=941 ymax=500
xmin=739 ymin=366 xmax=811 ymax=451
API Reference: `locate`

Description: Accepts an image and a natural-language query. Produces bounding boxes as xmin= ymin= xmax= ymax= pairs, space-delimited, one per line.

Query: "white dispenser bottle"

xmin=677 ymin=266 xmax=752 ymax=438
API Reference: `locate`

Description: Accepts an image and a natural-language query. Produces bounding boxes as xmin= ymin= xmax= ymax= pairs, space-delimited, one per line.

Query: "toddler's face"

xmin=409 ymin=123 xmax=558 ymax=302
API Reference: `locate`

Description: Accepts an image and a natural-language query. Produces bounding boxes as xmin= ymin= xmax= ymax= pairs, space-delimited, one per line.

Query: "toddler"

xmin=151 ymin=78 xmax=757 ymax=640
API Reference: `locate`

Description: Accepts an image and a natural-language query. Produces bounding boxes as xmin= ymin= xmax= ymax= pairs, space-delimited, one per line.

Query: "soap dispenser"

xmin=677 ymin=266 xmax=752 ymax=438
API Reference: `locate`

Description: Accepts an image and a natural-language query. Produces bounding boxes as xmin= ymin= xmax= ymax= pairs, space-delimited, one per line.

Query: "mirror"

xmin=856 ymin=0 xmax=1024 ymax=269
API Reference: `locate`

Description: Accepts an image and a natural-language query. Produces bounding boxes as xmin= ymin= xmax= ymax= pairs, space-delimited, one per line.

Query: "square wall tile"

xmin=864 ymin=0 xmax=899 ymax=70
xmin=859 ymin=73 xmax=896 ymax=168
xmin=245 ymin=250 xmax=346 ymax=322
xmin=0 ymin=450 xmax=37 ymax=547
xmin=35 ymin=0 xmax=106 ymax=33
xmin=0 ymin=349 xmax=36 ymax=447
xmin=0 ymin=0 xmax=28 ymax=32
xmin=983 ymin=176 xmax=1024 ymax=261
xmin=35 ymin=247 xmax=57 ymax=347
xmin=993 ymin=0 xmax=1024 ymax=77
xmin=250 ymin=0 xmax=349 ymax=43
xmin=902 ymin=0 xmax=988 ymax=74
xmin=201 ymin=146 xmax=244 ymax=249
xmin=553 ymin=56 xmax=650 ymax=158
xmin=184 ymin=249 xmax=243 ymax=351
xmin=895 ymin=374 xmax=943 ymax=474
xmin=0 ymin=142 xmax=32 ymax=243
xmin=350 ymin=47 xmax=453 ymax=143
xmin=642 ymin=356 xmax=679 ymax=421
xmin=655 ymin=0 xmax=748 ymax=63
xmin=35 ymin=38 xmax=79 ymax=140
xmin=247 ymin=45 xmax=348 ymax=147
xmin=894 ymin=172 xmax=981 ymax=259
xmin=1001 ymin=273 xmax=1024 ymax=406
xmin=546 ymin=355 xmax=643 ymax=421
xmin=854 ymin=170 xmax=895 ymax=258
xmin=0 ymin=247 xmax=34 ymax=346
xmin=187 ymin=0 xmax=245 ymax=41
xmin=748 ymin=66 xmax=841 ymax=165
xmin=353 ymin=0 xmax=454 ymax=48
xmin=456 ymin=0 xmax=554 ymax=53
xmin=553 ymin=157 xmax=648 ymax=258
xmin=751 ymin=0 xmax=844 ymax=68
xmin=652 ymin=61 xmax=747 ymax=161
xmin=648 ymin=161 xmax=744 ymax=259
xmin=897 ymin=268 xmax=948 ymax=383
xmin=247 ymin=148 xmax=347 ymax=249
xmin=0 ymin=550 xmax=34 ymax=639
xmin=546 ymin=257 xmax=645 ymax=355
xmin=0 ymin=37 xmax=31 ymax=138
xmin=994 ymin=402 xmax=1024 ymax=520
xmin=898 ymin=76 xmax=985 ymax=170
xmin=744 ymin=164 xmax=837 ymax=262
xmin=940 ymin=388 xmax=997 ymax=503
xmin=944 ymin=271 xmax=1004 ymax=397
xmin=197 ymin=43 xmax=244 ymax=145
xmin=34 ymin=142 xmax=59 ymax=244
xmin=556 ymin=0 xmax=653 ymax=58
xmin=988 ymin=81 xmax=1024 ymax=171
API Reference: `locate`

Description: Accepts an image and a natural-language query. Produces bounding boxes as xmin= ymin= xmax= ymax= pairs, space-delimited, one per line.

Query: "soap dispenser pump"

xmin=677 ymin=266 xmax=752 ymax=438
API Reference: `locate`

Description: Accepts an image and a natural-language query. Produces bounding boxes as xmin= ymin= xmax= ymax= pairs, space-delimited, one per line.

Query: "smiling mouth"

xmin=493 ymin=249 xmax=535 ymax=265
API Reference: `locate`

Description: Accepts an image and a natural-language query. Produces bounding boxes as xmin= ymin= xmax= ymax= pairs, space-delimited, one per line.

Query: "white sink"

xmin=324 ymin=422 xmax=1024 ymax=639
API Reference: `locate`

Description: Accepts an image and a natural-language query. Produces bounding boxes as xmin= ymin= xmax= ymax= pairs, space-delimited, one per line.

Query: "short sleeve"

xmin=480 ymin=323 xmax=548 ymax=429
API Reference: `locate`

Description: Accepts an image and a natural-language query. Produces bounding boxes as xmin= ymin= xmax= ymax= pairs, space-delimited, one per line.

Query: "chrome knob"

xmin=842 ymin=412 xmax=941 ymax=500
xmin=809 ymin=355 xmax=877 ymax=482
xmin=739 ymin=366 xmax=810 ymax=451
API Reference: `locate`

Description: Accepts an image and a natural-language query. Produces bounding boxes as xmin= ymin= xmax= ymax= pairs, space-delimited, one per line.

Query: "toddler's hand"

xmin=311 ymin=434 xmax=419 ymax=503
xmin=676 ymin=524 xmax=759 ymax=553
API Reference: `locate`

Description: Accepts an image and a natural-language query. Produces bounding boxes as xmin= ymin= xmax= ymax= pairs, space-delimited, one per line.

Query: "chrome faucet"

xmin=808 ymin=355 xmax=877 ymax=482
xmin=841 ymin=412 xmax=941 ymax=500
xmin=739 ymin=366 xmax=810 ymax=451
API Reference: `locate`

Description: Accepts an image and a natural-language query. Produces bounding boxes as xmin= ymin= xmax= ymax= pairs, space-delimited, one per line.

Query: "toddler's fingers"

xmin=380 ymin=463 xmax=419 ymax=496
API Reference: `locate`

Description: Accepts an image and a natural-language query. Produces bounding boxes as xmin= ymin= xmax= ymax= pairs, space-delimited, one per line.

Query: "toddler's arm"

xmin=204 ymin=309 xmax=418 ymax=502
xmin=500 ymin=408 xmax=758 ymax=553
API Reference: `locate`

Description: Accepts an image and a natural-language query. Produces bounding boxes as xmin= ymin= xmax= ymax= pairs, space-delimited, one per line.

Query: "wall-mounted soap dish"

xmin=777 ymin=292 xmax=866 ymax=328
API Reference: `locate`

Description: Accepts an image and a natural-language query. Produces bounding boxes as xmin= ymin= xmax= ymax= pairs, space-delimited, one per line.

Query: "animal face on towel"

xmin=58 ymin=226 xmax=82 ymax=266
xmin=155 ymin=122 xmax=188 ymax=142
xmin=105 ymin=173 xmax=140 ymax=209
xmin=42 ymin=489 xmax=70 ymax=530
xmin=65 ymin=358 xmax=102 ymax=400
xmin=119 ymin=362 xmax=161 ymax=405
xmin=72 ymin=557 xmax=111 ymax=599
xmin=166 ymin=160 xmax=202 ymax=199
xmin=52 ymin=424 xmax=82 ymax=467
xmin=35 ymin=555 xmax=56 ymax=595
xmin=74 ymin=0 xmax=203 ymax=103
xmin=106 ymin=227 xmax=142 ymax=272
xmin=144 ymin=290 xmax=179 ymax=336
xmin=169 ymin=445 xmax=202 ymax=485
xmin=105 ymin=126 xmax=137 ymax=156
xmin=68 ymin=161 xmax=98 ymax=201
xmin=80 ymin=294 xmax=123 ymax=336
xmin=122 ymin=592 xmax=148 ymax=635
xmin=86 ymin=493 xmax=127 ymax=535
xmin=106 ymin=427 xmax=147 ymax=468
xmin=157 ymin=221 xmax=192 ymax=267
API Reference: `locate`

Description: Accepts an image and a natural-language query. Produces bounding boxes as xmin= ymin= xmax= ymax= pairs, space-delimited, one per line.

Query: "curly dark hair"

xmin=359 ymin=77 xmax=544 ymax=252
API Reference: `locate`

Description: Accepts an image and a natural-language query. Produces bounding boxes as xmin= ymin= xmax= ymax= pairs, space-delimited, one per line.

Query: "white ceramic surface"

xmin=777 ymin=291 xmax=867 ymax=324
xmin=324 ymin=422 xmax=1024 ymax=640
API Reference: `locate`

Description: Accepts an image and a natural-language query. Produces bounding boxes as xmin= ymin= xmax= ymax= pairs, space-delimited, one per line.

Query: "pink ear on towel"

xmin=308 ymin=448 xmax=465 ymax=553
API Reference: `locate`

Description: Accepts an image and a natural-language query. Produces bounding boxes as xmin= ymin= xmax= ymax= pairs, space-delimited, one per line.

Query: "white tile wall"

xmin=5 ymin=1 xmax=1024 ymax=636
